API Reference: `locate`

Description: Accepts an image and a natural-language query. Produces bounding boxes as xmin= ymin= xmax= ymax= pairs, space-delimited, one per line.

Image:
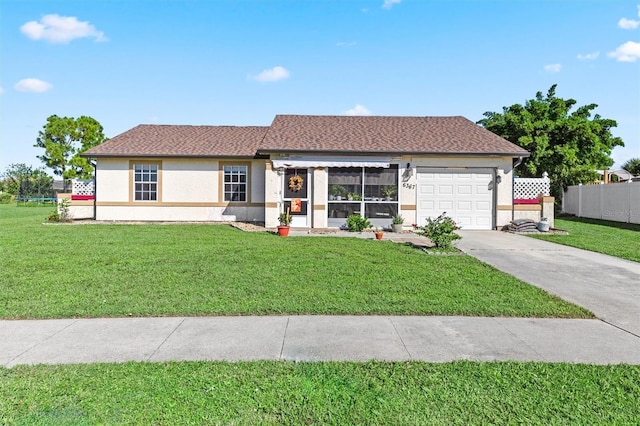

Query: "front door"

xmin=283 ymin=168 xmax=311 ymax=227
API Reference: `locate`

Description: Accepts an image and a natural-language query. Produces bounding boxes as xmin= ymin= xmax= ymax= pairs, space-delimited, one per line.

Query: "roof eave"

xmin=81 ymin=153 xmax=263 ymax=159
xmin=258 ymin=149 xmax=530 ymax=158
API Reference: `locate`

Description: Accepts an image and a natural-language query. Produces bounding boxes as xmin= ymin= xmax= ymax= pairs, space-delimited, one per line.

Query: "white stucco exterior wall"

xmin=95 ymin=157 xmax=266 ymax=222
xmin=312 ymin=167 xmax=327 ymax=228
xmin=96 ymin=158 xmax=129 ymax=202
xmin=162 ymin=159 xmax=217 ymax=203
xmin=264 ymin=163 xmax=280 ymax=228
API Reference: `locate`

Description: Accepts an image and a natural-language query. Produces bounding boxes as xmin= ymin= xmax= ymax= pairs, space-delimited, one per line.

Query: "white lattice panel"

xmin=514 ymin=173 xmax=550 ymax=199
xmin=72 ymin=179 xmax=94 ymax=196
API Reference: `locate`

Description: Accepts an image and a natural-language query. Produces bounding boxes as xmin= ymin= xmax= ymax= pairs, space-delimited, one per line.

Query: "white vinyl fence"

xmin=563 ymin=183 xmax=640 ymax=224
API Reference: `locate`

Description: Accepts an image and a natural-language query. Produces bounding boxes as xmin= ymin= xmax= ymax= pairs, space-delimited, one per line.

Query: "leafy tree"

xmin=0 ymin=163 xmax=53 ymax=197
xmin=478 ymin=85 xmax=624 ymax=198
xmin=622 ymin=158 xmax=640 ymax=176
xmin=34 ymin=115 xmax=107 ymax=190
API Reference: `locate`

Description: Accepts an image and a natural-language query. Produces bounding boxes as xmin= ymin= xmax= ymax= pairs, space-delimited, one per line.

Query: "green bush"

xmin=0 ymin=193 xmax=14 ymax=204
xmin=415 ymin=213 xmax=461 ymax=248
xmin=346 ymin=214 xmax=372 ymax=232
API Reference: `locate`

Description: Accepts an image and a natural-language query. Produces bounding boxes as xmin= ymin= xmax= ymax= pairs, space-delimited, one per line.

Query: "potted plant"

xmin=330 ymin=185 xmax=346 ymax=201
xmin=391 ymin=214 xmax=404 ymax=233
xmin=538 ymin=217 xmax=550 ymax=232
xmin=382 ymin=186 xmax=396 ymax=201
xmin=374 ymin=227 xmax=384 ymax=240
xmin=277 ymin=210 xmax=292 ymax=237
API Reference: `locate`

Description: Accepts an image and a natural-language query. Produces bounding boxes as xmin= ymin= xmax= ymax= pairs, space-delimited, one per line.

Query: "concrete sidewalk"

xmin=3 ymin=315 xmax=640 ymax=367
xmin=457 ymin=230 xmax=640 ymax=337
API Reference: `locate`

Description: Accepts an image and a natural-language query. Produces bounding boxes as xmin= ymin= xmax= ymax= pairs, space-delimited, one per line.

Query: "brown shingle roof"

xmin=83 ymin=115 xmax=529 ymax=159
xmin=83 ymin=125 xmax=269 ymax=158
xmin=259 ymin=115 xmax=529 ymax=156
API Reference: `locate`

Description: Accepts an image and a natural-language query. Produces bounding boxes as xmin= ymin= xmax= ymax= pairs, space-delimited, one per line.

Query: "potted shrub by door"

xmin=374 ymin=227 xmax=384 ymax=240
xmin=277 ymin=210 xmax=292 ymax=237
xmin=391 ymin=215 xmax=404 ymax=233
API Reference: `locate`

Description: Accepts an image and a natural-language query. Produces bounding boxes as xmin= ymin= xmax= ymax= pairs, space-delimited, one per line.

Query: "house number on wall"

xmin=402 ymin=182 xmax=416 ymax=190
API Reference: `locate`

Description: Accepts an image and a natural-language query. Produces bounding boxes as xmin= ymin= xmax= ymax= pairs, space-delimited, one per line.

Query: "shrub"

xmin=0 ymin=193 xmax=14 ymax=204
xmin=278 ymin=212 xmax=292 ymax=226
xmin=47 ymin=198 xmax=71 ymax=222
xmin=414 ymin=212 xmax=461 ymax=248
xmin=346 ymin=214 xmax=372 ymax=232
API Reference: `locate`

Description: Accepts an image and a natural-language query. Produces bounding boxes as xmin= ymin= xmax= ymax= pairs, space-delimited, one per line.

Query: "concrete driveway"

xmin=457 ymin=230 xmax=640 ymax=337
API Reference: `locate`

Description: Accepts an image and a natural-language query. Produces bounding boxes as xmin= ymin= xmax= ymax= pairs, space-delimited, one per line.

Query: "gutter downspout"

xmin=512 ymin=156 xmax=524 ymax=222
xmin=90 ymin=160 xmax=97 ymax=221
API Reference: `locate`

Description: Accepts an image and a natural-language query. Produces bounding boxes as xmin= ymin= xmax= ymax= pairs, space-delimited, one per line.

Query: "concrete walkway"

xmin=2 ymin=230 xmax=639 ymax=367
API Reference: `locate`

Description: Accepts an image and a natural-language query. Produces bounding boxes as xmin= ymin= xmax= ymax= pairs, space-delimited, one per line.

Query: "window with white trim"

xmin=134 ymin=164 xmax=158 ymax=201
xmin=223 ymin=165 xmax=247 ymax=201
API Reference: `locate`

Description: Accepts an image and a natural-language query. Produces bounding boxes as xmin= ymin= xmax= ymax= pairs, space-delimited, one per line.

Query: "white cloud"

xmin=20 ymin=14 xmax=107 ymax=44
xmin=344 ymin=104 xmax=372 ymax=116
xmin=608 ymin=41 xmax=640 ymax=62
xmin=382 ymin=0 xmax=401 ymax=9
xmin=0 ymin=86 xmax=4 ymax=95
xmin=252 ymin=66 xmax=290 ymax=82
xmin=618 ymin=17 xmax=640 ymax=29
xmin=544 ymin=63 xmax=562 ymax=73
xmin=577 ymin=51 xmax=600 ymax=61
xmin=14 ymin=78 xmax=53 ymax=93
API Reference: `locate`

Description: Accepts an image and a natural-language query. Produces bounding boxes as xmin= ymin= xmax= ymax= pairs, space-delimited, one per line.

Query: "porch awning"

xmin=271 ymin=156 xmax=391 ymax=169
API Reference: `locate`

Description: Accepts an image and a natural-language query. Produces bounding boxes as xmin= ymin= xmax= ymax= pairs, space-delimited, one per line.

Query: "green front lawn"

xmin=2 ymin=361 xmax=639 ymax=424
xmin=530 ymin=217 xmax=640 ymax=262
xmin=0 ymin=204 xmax=590 ymax=319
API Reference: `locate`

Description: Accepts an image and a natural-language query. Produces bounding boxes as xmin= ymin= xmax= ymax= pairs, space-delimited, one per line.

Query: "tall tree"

xmin=34 ymin=115 xmax=107 ymax=189
xmin=0 ymin=163 xmax=53 ymax=197
xmin=478 ymin=85 xmax=624 ymax=198
xmin=622 ymin=158 xmax=640 ymax=176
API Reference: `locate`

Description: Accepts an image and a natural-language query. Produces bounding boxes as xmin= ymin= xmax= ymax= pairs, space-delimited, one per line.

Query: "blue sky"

xmin=1 ymin=0 xmax=639 ymax=175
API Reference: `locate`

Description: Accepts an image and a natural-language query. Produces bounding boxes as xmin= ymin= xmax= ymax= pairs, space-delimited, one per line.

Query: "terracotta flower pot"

xmin=277 ymin=226 xmax=290 ymax=237
xmin=374 ymin=231 xmax=384 ymax=240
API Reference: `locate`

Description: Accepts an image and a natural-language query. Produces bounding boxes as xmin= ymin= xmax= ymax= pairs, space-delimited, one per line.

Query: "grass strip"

xmin=530 ymin=216 xmax=640 ymax=262
xmin=1 ymin=361 xmax=639 ymax=425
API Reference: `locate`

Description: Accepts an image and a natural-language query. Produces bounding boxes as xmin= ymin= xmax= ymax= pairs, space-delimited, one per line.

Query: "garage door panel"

xmin=419 ymin=184 xmax=434 ymax=195
xmin=438 ymin=185 xmax=453 ymax=195
xmin=419 ymin=200 xmax=435 ymax=210
xmin=457 ymin=201 xmax=472 ymax=211
xmin=457 ymin=185 xmax=472 ymax=195
xmin=438 ymin=201 xmax=454 ymax=210
xmin=417 ymin=168 xmax=494 ymax=230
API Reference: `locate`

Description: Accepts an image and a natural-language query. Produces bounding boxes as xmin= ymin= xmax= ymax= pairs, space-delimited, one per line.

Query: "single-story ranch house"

xmin=82 ymin=115 xmax=530 ymax=230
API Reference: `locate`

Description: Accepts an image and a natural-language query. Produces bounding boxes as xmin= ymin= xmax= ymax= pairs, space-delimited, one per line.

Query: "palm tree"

xmin=622 ymin=158 xmax=640 ymax=176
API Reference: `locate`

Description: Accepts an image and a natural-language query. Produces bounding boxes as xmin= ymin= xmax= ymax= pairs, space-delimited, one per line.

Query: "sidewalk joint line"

xmin=279 ymin=317 xmax=290 ymax=360
xmin=600 ymin=319 xmax=640 ymax=339
xmin=149 ymin=317 xmax=185 ymax=361
xmin=389 ymin=317 xmax=412 ymax=360
xmin=6 ymin=319 xmax=78 ymax=367
xmin=492 ymin=317 xmax=543 ymax=357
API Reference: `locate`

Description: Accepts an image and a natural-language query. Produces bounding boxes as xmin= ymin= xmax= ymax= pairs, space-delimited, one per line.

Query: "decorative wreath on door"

xmin=288 ymin=175 xmax=304 ymax=191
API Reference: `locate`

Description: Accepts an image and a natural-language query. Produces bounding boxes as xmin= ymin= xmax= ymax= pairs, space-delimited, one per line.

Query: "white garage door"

xmin=417 ymin=168 xmax=494 ymax=230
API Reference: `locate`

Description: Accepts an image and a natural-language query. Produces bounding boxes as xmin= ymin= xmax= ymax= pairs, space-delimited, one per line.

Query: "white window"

xmin=223 ymin=165 xmax=247 ymax=202
xmin=134 ymin=164 xmax=158 ymax=201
